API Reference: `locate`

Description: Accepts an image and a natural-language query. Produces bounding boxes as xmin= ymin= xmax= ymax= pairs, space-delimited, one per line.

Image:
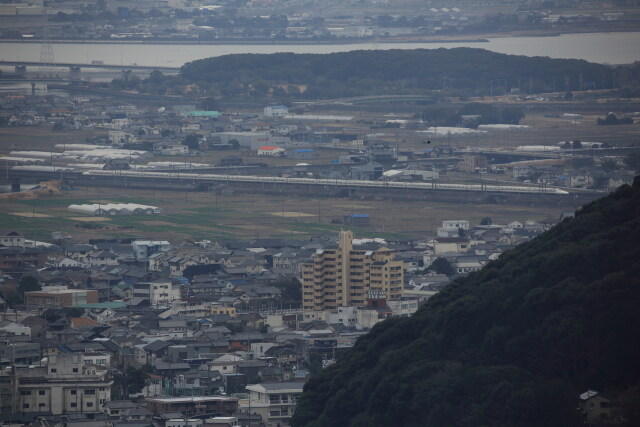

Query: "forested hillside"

xmin=291 ymin=178 xmax=640 ymax=427
xmin=178 ymin=48 xmax=616 ymax=99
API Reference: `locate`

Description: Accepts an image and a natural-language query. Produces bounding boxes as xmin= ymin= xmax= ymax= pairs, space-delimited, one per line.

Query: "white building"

xmin=160 ymin=299 xmax=210 ymax=318
xmin=153 ymin=143 xmax=190 ymax=156
xmin=108 ymin=130 xmax=136 ymax=145
xmin=204 ymin=417 xmax=239 ymax=427
xmin=454 ymin=257 xmax=483 ymax=274
xmin=131 ymin=240 xmax=172 ymax=261
xmin=166 ymin=419 xmax=202 ymax=427
xmin=326 ymin=306 xmax=358 ymax=327
xmin=0 ymin=230 xmax=25 ymax=247
xmin=431 ymin=237 xmax=471 ymax=254
xmin=437 ymin=220 xmax=470 ymax=237
xmin=82 ymin=352 xmax=111 ymax=367
xmin=132 ymin=281 xmax=177 ymax=306
xmin=212 ymin=132 xmax=290 ymax=150
xmin=88 ymin=250 xmax=119 ymax=267
xmin=264 ymin=105 xmax=288 ymax=117
xmin=7 ymin=353 xmax=112 ymax=415
xmin=257 ymin=146 xmax=286 ymax=157
xmin=244 ymin=382 xmax=304 ymax=427
xmin=48 ymin=256 xmax=84 ymax=268
xmin=0 ymin=321 xmax=31 ymax=337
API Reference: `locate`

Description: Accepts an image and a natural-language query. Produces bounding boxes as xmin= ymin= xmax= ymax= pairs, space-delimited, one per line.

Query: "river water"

xmin=0 ymin=31 xmax=639 ymax=68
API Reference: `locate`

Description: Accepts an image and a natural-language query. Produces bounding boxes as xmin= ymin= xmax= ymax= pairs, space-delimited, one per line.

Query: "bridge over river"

xmin=0 ymin=60 xmax=179 ymax=73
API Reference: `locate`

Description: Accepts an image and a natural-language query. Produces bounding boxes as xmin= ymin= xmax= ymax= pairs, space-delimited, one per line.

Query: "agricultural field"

xmin=0 ymin=184 xmax=570 ymax=242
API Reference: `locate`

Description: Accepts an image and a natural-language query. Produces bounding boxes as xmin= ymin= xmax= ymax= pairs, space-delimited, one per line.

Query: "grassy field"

xmin=0 ymin=185 xmax=576 ymax=242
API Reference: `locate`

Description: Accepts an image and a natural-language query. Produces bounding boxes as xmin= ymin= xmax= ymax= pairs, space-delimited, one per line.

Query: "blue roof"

xmin=294 ymin=149 xmax=315 ymax=153
xmin=349 ymin=214 xmax=370 ymax=218
xmin=187 ymin=111 xmax=221 ymax=117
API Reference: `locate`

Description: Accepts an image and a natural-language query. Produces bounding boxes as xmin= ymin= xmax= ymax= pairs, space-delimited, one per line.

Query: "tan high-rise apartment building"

xmin=300 ymin=231 xmax=403 ymax=311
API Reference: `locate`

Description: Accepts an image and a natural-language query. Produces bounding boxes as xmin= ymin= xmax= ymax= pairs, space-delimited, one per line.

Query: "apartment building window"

xmin=70 ymin=390 xmax=77 ymax=395
xmin=39 ymin=390 xmax=45 ymax=395
xmin=21 ymin=390 xmax=32 ymax=395
xmin=39 ymin=403 xmax=46 ymax=408
xmin=23 ymin=403 xmax=29 ymax=409
xmin=85 ymin=389 xmax=96 ymax=395
xmin=71 ymin=403 xmax=77 ymax=408
xmin=73 ymin=368 xmax=79 ymax=373
xmin=50 ymin=368 xmax=57 ymax=373
xmin=87 ymin=402 xmax=93 ymax=408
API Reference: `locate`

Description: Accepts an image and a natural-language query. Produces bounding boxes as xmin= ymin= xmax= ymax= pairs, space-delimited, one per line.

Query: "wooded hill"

xmin=178 ymin=48 xmax=617 ymax=99
xmin=291 ymin=178 xmax=640 ymax=427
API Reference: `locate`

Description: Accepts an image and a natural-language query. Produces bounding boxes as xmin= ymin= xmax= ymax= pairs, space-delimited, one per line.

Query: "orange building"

xmin=25 ymin=287 xmax=98 ymax=307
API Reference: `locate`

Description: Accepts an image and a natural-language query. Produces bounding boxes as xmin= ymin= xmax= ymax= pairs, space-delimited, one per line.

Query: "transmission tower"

xmin=39 ymin=27 xmax=55 ymax=77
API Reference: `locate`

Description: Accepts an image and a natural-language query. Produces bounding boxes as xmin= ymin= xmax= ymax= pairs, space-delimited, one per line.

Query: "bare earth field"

xmin=11 ymin=212 xmax=51 ymax=218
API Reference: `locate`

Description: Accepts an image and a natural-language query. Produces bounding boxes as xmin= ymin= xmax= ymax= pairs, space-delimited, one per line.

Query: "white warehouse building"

xmin=264 ymin=105 xmax=288 ymax=117
xmin=68 ymin=203 xmax=162 ymax=216
xmin=212 ymin=132 xmax=291 ymax=150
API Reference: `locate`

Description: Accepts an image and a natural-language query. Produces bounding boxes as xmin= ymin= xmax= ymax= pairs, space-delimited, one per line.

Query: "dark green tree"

xmin=480 ymin=217 xmax=492 ymax=225
xmin=63 ymin=307 xmax=85 ymax=318
xmin=429 ymin=257 xmax=455 ymax=276
xmin=624 ymin=150 xmax=640 ymax=172
xmin=199 ymin=96 xmax=220 ymax=111
xmin=251 ymin=80 xmax=270 ymax=97
xmin=459 ymin=103 xmax=500 ymax=124
xmin=309 ymin=353 xmax=324 ymax=376
xmin=602 ymin=159 xmax=617 ymax=172
xmin=183 ymin=133 xmax=201 ymax=150
xmin=126 ymin=366 xmax=148 ymax=395
xmin=500 ymin=106 xmax=525 ymax=124
xmin=269 ymin=278 xmax=302 ymax=307
xmin=17 ymin=276 xmax=40 ymax=302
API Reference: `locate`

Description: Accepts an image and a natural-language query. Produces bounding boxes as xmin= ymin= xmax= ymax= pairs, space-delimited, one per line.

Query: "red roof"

xmin=258 ymin=146 xmax=280 ymax=150
xmin=70 ymin=317 xmax=101 ymax=329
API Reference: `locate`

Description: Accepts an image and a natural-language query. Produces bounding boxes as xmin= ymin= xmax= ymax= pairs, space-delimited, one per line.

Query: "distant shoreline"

xmin=1 ymin=31 xmax=636 ymax=66
xmin=0 ymin=38 xmax=492 ymax=45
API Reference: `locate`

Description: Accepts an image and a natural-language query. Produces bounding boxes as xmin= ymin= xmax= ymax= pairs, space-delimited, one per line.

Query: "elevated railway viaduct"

xmin=6 ymin=167 xmax=602 ymax=208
